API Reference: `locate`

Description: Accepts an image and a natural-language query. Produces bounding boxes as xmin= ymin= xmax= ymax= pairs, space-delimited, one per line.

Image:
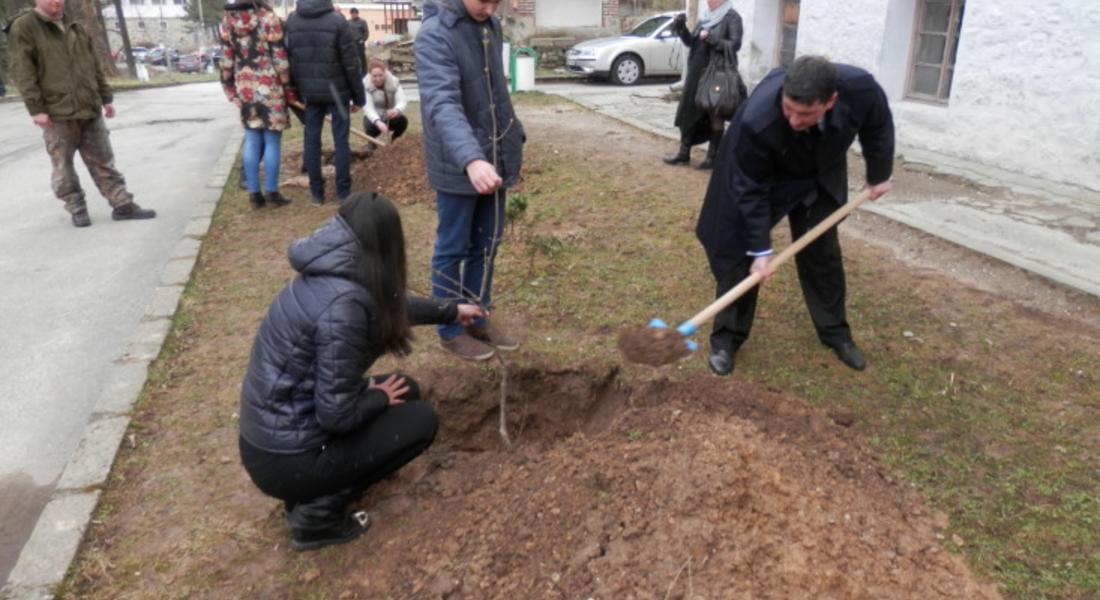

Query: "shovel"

xmin=618 ymin=189 xmax=873 ymax=366
xmin=288 ymin=100 xmax=389 ymax=147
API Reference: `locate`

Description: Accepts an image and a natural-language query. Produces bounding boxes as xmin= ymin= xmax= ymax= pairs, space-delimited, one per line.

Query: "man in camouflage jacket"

xmin=7 ymin=0 xmax=156 ymax=227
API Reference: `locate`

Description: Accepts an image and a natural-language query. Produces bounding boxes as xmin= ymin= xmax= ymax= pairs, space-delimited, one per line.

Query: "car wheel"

xmin=610 ymin=54 xmax=643 ymax=86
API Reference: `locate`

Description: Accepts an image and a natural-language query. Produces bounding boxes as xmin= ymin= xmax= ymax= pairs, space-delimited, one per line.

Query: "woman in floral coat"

xmin=220 ymin=0 xmax=296 ymax=209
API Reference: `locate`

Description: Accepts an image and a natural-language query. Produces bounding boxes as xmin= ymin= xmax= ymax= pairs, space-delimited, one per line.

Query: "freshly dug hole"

xmin=349 ymin=367 xmax=1000 ymax=599
xmin=419 ymin=364 xmax=627 ymax=451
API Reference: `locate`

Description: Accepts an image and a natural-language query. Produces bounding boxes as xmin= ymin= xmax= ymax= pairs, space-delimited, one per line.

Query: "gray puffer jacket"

xmin=239 ymin=215 xmax=457 ymax=454
xmin=415 ymin=0 xmax=524 ymax=195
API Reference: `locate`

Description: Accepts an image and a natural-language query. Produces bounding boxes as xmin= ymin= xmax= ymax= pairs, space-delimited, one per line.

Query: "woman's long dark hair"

xmin=338 ymin=193 xmax=412 ymax=356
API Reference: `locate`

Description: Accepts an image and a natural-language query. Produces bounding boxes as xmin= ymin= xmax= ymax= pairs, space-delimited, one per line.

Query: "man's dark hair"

xmin=349 ymin=7 xmax=359 ymax=13
xmin=782 ymin=56 xmax=838 ymax=105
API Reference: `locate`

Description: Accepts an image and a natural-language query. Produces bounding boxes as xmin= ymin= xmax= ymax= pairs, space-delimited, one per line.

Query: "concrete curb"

xmin=864 ymin=203 xmax=1100 ymax=298
xmin=0 ymin=128 xmax=244 ymax=600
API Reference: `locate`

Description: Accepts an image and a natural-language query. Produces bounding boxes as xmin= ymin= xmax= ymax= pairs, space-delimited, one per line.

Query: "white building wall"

xmin=536 ymin=0 xmax=601 ymax=28
xmin=742 ymin=0 xmax=1100 ymax=194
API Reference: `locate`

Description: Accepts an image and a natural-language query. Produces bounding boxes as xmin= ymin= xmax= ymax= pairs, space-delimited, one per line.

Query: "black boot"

xmin=249 ymin=192 xmax=266 ymax=209
xmin=264 ymin=191 xmax=292 ymax=207
xmin=698 ymin=129 xmax=724 ymax=170
xmin=662 ymin=142 xmax=691 ymax=166
xmin=286 ymin=489 xmax=370 ymax=551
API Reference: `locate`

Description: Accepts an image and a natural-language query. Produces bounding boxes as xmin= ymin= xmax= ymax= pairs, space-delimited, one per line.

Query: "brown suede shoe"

xmin=440 ymin=333 xmax=495 ymax=361
xmin=468 ymin=321 xmax=519 ymax=351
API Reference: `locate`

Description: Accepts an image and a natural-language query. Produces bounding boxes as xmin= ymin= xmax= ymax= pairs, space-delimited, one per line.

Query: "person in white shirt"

xmin=362 ymin=58 xmax=408 ymax=140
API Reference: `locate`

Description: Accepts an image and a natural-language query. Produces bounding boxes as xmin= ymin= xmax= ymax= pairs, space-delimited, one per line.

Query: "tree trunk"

xmin=95 ymin=0 xmax=111 ymax=55
xmin=112 ymin=0 xmax=137 ymax=78
xmin=79 ymin=0 xmax=118 ymax=76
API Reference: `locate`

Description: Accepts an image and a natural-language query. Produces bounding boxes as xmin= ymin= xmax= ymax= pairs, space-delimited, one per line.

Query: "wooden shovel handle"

xmin=686 ymin=189 xmax=872 ymax=329
xmin=288 ymin=100 xmax=389 ymax=147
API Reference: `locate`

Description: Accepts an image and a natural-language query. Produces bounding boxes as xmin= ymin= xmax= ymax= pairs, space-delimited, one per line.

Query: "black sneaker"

xmin=71 ymin=209 xmax=92 ymax=228
xmin=249 ymin=192 xmax=266 ymax=210
xmin=265 ymin=191 xmax=292 ymax=207
xmin=111 ymin=202 xmax=157 ymax=221
xmin=291 ymin=511 xmax=370 ymax=552
xmin=310 ymin=196 xmax=324 ymax=206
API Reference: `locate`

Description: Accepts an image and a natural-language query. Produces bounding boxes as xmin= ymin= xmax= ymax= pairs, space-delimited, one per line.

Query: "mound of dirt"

xmin=350 ymin=134 xmax=433 ymax=205
xmin=278 ymin=137 xmax=430 ymax=205
xmin=302 ymin=366 xmax=1001 ymax=599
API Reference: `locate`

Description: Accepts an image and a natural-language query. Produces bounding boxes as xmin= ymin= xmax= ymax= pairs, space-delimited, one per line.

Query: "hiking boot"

xmin=111 ymin=202 xmax=157 ymax=221
xmin=249 ymin=192 xmax=266 ymax=210
xmin=440 ymin=333 xmax=495 ymax=361
xmin=71 ymin=209 xmax=92 ymax=228
xmin=468 ymin=321 xmax=519 ymax=351
xmin=265 ymin=191 xmax=292 ymax=207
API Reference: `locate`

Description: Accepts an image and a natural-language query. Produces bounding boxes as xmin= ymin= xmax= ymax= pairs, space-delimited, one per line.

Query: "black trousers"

xmin=365 ymin=114 xmax=408 ymax=141
xmin=239 ymin=373 xmax=438 ymax=504
xmin=710 ymin=197 xmax=852 ymax=352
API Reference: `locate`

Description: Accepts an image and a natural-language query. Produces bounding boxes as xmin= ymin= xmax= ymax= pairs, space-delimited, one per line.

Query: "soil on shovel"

xmin=617 ymin=325 xmax=692 ymax=366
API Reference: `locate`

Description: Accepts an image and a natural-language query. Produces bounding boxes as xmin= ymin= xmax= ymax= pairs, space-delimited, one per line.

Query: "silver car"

xmin=566 ymin=12 xmax=687 ymax=85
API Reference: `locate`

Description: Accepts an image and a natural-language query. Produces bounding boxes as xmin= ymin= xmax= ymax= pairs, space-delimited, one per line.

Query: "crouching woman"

xmin=238 ymin=192 xmax=485 ymax=551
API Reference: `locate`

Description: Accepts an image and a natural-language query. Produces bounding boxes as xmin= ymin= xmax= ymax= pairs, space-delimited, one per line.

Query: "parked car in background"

xmin=176 ymin=52 xmax=206 ymax=73
xmin=116 ymin=46 xmax=151 ymax=63
xmin=566 ymin=12 xmax=686 ymax=85
xmin=145 ymin=47 xmax=181 ymax=67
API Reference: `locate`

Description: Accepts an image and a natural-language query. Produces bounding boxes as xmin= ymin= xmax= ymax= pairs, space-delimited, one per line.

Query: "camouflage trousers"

xmin=42 ymin=116 xmax=133 ymax=214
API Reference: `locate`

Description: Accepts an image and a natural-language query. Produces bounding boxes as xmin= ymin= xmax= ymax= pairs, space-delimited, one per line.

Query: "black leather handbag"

xmin=695 ymin=45 xmax=745 ymax=120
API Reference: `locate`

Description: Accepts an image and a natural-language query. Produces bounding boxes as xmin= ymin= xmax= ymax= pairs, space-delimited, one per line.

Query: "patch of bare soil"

xmin=279 ymin=138 xmax=432 ymax=206
xmin=350 ymin=138 xmax=433 ymax=206
xmin=322 ymin=365 xmax=999 ymax=599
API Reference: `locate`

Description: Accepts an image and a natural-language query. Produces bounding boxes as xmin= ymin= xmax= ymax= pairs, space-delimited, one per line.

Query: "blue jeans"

xmin=430 ymin=190 xmax=505 ymax=339
xmin=303 ymin=103 xmax=351 ymax=199
xmin=242 ymin=128 xmax=282 ymax=193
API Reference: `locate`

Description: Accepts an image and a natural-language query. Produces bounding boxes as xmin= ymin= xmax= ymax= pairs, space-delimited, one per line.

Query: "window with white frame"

xmin=908 ymin=0 xmax=964 ymax=102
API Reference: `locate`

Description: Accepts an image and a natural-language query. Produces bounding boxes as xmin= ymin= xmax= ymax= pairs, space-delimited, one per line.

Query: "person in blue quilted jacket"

xmin=237 ymin=192 xmax=485 ymax=551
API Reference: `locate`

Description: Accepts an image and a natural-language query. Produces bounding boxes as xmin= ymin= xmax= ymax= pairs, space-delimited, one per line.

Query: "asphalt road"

xmin=0 ymin=82 xmax=238 ymax=584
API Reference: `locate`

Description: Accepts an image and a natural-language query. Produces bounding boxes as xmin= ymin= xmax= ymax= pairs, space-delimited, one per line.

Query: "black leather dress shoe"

xmin=707 ymin=349 xmax=734 ymax=376
xmin=833 ymin=341 xmax=867 ymax=371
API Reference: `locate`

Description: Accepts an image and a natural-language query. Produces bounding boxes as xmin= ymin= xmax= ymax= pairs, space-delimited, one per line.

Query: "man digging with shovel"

xmin=695 ymin=55 xmax=895 ymax=376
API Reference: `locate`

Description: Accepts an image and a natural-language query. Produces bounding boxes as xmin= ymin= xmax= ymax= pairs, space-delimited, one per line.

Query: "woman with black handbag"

xmin=663 ymin=0 xmax=745 ymax=170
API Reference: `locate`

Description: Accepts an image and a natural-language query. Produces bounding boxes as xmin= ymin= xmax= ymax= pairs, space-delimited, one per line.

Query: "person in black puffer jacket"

xmin=285 ymin=0 xmax=365 ymax=203
xmin=238 ymin=192 xmax=486 ymax=551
